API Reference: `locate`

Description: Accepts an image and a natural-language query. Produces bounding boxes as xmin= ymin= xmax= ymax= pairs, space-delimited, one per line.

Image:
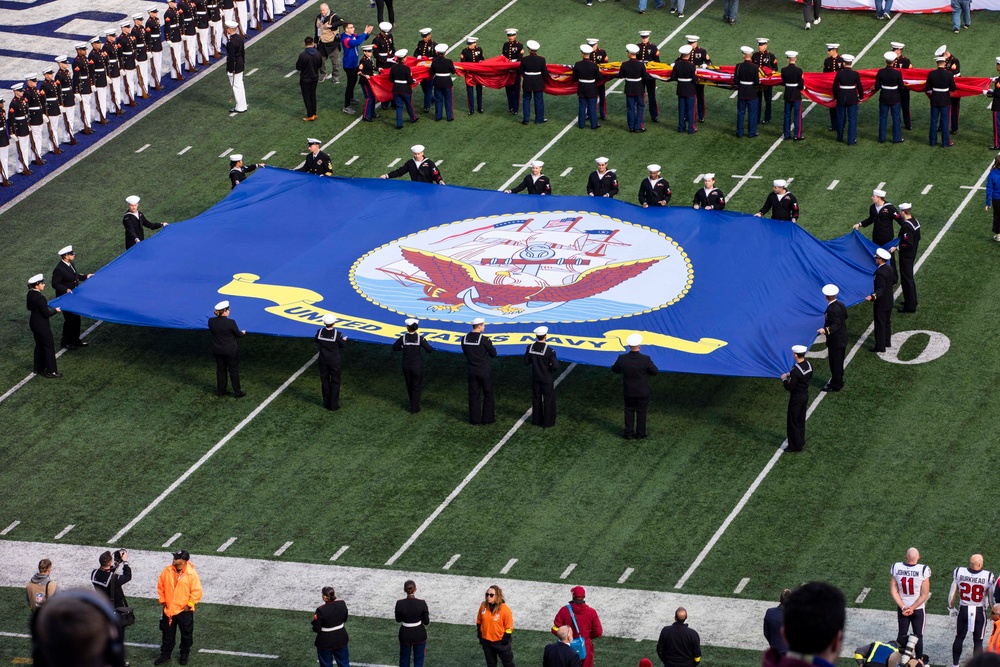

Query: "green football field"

xmin=3 ymin=0 xmax=1000 ymax=664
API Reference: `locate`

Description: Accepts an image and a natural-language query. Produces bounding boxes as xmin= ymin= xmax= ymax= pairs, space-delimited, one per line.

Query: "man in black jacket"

xmin=587 ymin=157 xmax=618 ymax=198
xmin=520 ymin=40 xmax=546 ymax=124
xmin=208 ymin=300 xmax=246 ymax=397
xmin=315 ymin=313 xmax=347 ymax=410
xmin=638 ymin=165 xmax=670 ymax=208
xmin=429 ymin=43 xmax=456 ymax=122
xmin=781 ymin=51 xmax=803 ymax=141
xmin=122 ymin=195 xmax=167 ymax=250
xmin=734 ymin=46 xmax=759 ymax=138
xmin=611 ymin=333 xmax=658 ymax=439
xmin=297 ymin=37 xmax=323 ymax=121
xmin=782 ymin=345 xmax=812 ymax=452
xmin=225 ymin=21 xmax=247 ymax=112
xmin=506 ymin=160 xmax=549 ymax=195
xmin=573 ymin=44 xmax=600 ymax=130
xmin=833 ymin=54 xmax=863 ymax=145
xmin=91 ymin=550 xmax=132 ymax=641
xmin=656 ymin=608 xmax=701 ymax=667
xmin=381 ymin=145 xmax=443 ymax=184
xmin=818 ymin=284 xmax=847 ymax=393
xmin=671 ymin=45 xmax=697 ymax=134
xmin=392 ymin=318 xmax=433 ymax=413
xmin=763 ymin=590 xmax=791 ymax=655
xmin=26 ymin=274 xmax=61 ymax=378
xmin=524 ymin=326 xmax=558 ymax=427
xmin=755 ymin=180 xmax=799 ymax=222
xmin=300 ymin=138 xmax=332 ymax=176
xmin=51 ymin=245 xmax=92 ymax=350
xmin=544 ymin=626 xmax=581 ymax=667
xmin=461 ymin=317 xmax=497 ymax=425
xmin=875 ymin=51 xmax=905 ymax=144
xmin=313 ymin=587 xmax=349 ymax=667
xmin=853 ymin=189 xmax=899 ymax=247
xmin=866 ymin=248 xmax=896 ymax=353
xmin=925 ymin=53 xmax=955 ymax=147
xmin=389 ymin=49 xmax=417 ymax=128
xmin=893 ymin=203 xmax=920 ymax=313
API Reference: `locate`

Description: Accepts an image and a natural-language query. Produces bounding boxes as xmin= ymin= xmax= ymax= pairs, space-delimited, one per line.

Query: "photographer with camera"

xmin=91 ymin=549 xmax=133 ymax=658
xmin=854 ymin=635 xmax=925 ymax=667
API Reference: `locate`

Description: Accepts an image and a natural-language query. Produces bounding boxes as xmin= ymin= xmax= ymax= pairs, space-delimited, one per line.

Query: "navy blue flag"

xmin=56 ymin=168 xmax=885 ymax=377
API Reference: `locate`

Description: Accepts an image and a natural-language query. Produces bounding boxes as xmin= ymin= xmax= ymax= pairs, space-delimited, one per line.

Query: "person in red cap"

xmin=640 ymin=660 xmax=654 ymax=667
xmin=552 ymin=586 xmax=603 ymax=667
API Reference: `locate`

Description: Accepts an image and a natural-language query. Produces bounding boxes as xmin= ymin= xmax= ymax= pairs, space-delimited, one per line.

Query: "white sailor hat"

xmin=740 ymin=46 xmax=753 ymax=55
xmin=394 ymin=48 xmax=408 ymax=58
xmin=686 ymin=35 xmax=699 ymax=43
xmin=934 ymin=45 xmax=947 ymax=57
xmin=704 ymin=173 xmax=715 ymax=179
xmin=411 ymin=144 xmax=425 ymax=153
xmin=785 ymin=51 xmax=798 ymax=59
xmin=773 ymin=179 xmax=787 ymax=188
xmin=55 ymin=56 xmax=67 ymax=63
xmin=899 ymin=202 xmax=912 ymax=210
xmin=638 ymin=30 xmax=651 ymax=37
xmin=362 ymin=44 xmax=373 ymax=51
xmin=58 ymin=245 xmax=74 ymax=255
xmin=29 ymin=274 xmax=45 ymax=285
xmin=505 ymin=28 xmax=518 ymax=36
xmin=756 ymin=37 xmax=769 ymax=44
xmin=471 ymin=317 xmax=486 ymax=325
xmin=826 ymin=43 xmax=840 ymax=50
xmin=595 ymin=156 xmax=609 ymax=163
xmin=42 ymin=66 xmax=54 ymax=74
xmin=125 ymin=195 xmax=140 ymax=205
xmin=791 ymin=345 xmax=808 ymax=354
xmin=842 ymin=54 xmax=855 ymax=63
xmin=996 ymin=57 xmax=1000 ymax=65
xmin=872 ymin=188 xmax=886 ymax=198
xmin=891 ymin=42 xmax=905 ymax=50
xmin=679 ymin=45 xmax=692 ymax=55
xmin=884 ymin=51 xmax=897 ymax=61
xmin=24 ymin=72 xmax=37 ymax=80
xmin=533 ymin=326 xmax=548 ymax=336
xmin=120 ymin=21 xmax=131 ymax=28
xmin=133 ymin=13 xmax=144 ymax=19
xmin=876 ymin=248 xmax=892 ymax=260
xmin=647 ymin=164 xmax=661 ymax=172
xmin=322 ymin=314 xmax=336 ymax=325
xmin=587 ymin=38 xmax=599 ymax=46
xmin=230 ymin=153 xmax=243 ymax=162
xmin=225 ymin=20 xmax=238 ymax=28
xmin=404 ymin=318 xmax=419 ymax=326
xmin=822 ymin=284 xmax=839 ymax=296
xmin=467 ymin=36 xmax=478 ymax=43
xmin=580 ymin=45 xmax=593 ymax=54
xmin=526 ymin=40 xmax=540 ymax=51
xmin=379 ymin=22 xmax=393 ymax=31
xmin=215 ymin=300 xmax=230 ymax=310
xmin=148 ymin=6 xmax=159 ymax=11
xmin=11 ymin=83 xmax=24 ymax=91
xmin=934 ymin=56 xmax=947 ymax=63
xmin=74 ymin=43 xmax=88 ymax=49
xmin=626 ymin=333 xmax=643 ymax=346
xmin=419 ymin=27 xmax=432 ymax=36
xmin=105 ymin=29 xmax=117 ymax=35
xmin=530 ymin=160 xmax=544 ymax=168
xmin=435 ymin=43 xmax=447 ymax=53
xmin=626 ymin=44 xmax=640 ymax=55
xmin=90 ymin=35 xmax=101 ymax=42
xmin=307 ymin=137 xmax=320 ymax=145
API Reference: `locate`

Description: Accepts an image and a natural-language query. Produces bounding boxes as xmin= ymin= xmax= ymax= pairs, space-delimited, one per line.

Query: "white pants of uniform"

xmin=228 ymin=71 xmax=247 ymax=111
xmin=262 ymin=0 xmax=274 ymax=18
xmin=247 ymin=0 xmax=260 ymax=27
xmin=168 ymin=41 xmax=184 ymax=78
xmin=183 ymin=34 xmax=198 ymax=68
xmin=123 ymin=69 xmax=140 ymax=99
xmin=0 ymin=144 xmax=9 ymax=180
xmin=196 ymin=28 xmax=210 ymax=61
xmin=29 ymin=124 xmax=45 ymax=157
xmin=137 ymin=60 xmax=151 ymax=92
xmin=80 ymin=94 xmax=95 ymax=128
xmin=93 ymin=85 xmax=109 ymax=119
xmin=108 ymin=76 xmax=123 ymax=110
xmin=234 ymin=0 xmax=248 ymax=32
xmin=210 ymin=20 xmax=223 ymax=52
xmin=273 ymin=0 xmax=285 ymax=14
xmin=149 ymin=51 xmax=163 ymax=85
xmin=61 ymin=105 xmax=79 ymax=134
xmin=44 ymin=115 xmax=61 ymax=149
xmin=13 ymin=135 xmax=32 ymax=172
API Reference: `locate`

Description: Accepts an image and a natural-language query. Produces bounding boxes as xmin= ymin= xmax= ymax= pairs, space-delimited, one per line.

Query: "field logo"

xmin=350 ymin=211 xmax=694 ymax=324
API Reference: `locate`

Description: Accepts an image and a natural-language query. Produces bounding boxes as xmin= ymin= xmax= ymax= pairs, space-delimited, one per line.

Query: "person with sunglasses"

xmin=476 ymin=585 xmax=514 ymax=667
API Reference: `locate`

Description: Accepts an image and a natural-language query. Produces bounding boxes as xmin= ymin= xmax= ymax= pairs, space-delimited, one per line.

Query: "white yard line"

xmin=0 ymin=630 xmax=266 ymax=657
xmin=330 ymin=545 xmax=349 ymax=561
xmin=922 ymin=184 xmax=933 ymax=195
xmin=560 ymin=167 xmax=573 ymax=177
xmin=443 ymin=554 xmax=461 ymax=570
xmin=54 ymin=524 xmax=75 ymax=539
xmin=163 ymin=532 xmax=182 ymax=547
xmin=178 ymin=145 xmax=192 ymax=155
xmin=617 ymin=567 xmax=634 ymax=584
xmin=560 ymin=563 xmax=577 ymax=579
xmin=674 ymin=158 xmax=995 ymax=590
xmin=0 ymin=320 xmax=104 ymax=405
xmin=108 ymin=354 xmax=320 ymax=543
xmin=500 ymin=558 xmax=518 ymax=574
xmin=274 ymin=541 xmax=294 ymax=556
xmin=217 ymin=536 xmax=238 ymax=553
xmin=828 ymin=179 xmax=839 ymax=190
xmin=473 ymin=162 xmax=486 ymax=172
xmin=387 ymin=157 xmax=401 ymax=168
xmin=200 ymin=649 xmax=276 ymax=658
xmin=693 ymin=173 xmax=704 ymax=184
xmin=1 ymin=521 xmax=20 ymax=536
xmin=219 ymin=147 xmax=233 ymax=158
xmin=876 ymin=181 xmax=886 ymax=191
xmin=856 ymin=587 xmax=871 ymax=604
xmin=345 ymin=155 xmax=359 ymax=165
xmin=135 ymin=143 xmax=150 ymax=153
xmin=285 ymin=70 xmax=297 ymax=78
xmin=246 ymin=67 xmax=259 ymax=76
xmin=734 ymin=577 xmax=750 ymax=594
xmin=261 ymin=150 xmax=276 ymax=161
xmin=385 ymin=363 xmax=577 ymax=565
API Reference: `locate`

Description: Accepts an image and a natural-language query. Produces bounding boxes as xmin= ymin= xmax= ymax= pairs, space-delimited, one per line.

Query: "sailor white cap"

xmin=626 ymin=44 xmax=640 ymax=54
xmin=686 ymin=35 xmax=699 ymax=43
xmin=411 ymin=144 xmax=425 ymax=153
xmin=230 ymin=153 xmax=243 ymax=162
xmin=891 ymin=42 xmax=905 ymax=49
xmin=394 ymin=49 xmax=408 ymax=58
xmin=587 ymin=38 xmax=599 ymax=46
xmin=133 ymin=13 xmax=144 ymax=19
xmin=215 ymin=300 xmax=230 ymax=310
xmin=24 ymin=72 xmax=37 ymax=80
xmin=471 ymin=317 xmax=486 ymax=325
xmin=74 ymin=43 xmax=88 ymax=49
xmin=58 ymin=245 xmax=74 ymax=255
xmin=595 ymin=156 xmax=609 ymax=163
xmin=307 ymin=137 xmax=320 ymax=144
xmin=533 ymin=326 xmax=548 ymax=336
xmin=580 ymin=45 xmax=593 ymax=54
xmin=822 ymin=284 xmax=839 ymax=296
xmin=322 ymin=314 xmax=336 ymax=325
xmin=899 ymin=202 xmax=912 ymax=210
xmin=704 ymin=173 xmax=715 ymax=179
xmin=647 ymin=164 xmax=661 ymax=172
xmin=11 ymin=83 xmax=24 ymax=91
xmin=934 ymin=56 xmax=946 ymax=63
xmin=638 ymin=30 xmax=651 ymax=37
xmin=934 ymin=45 xmax=947 ymax=57
xmin=740 ymin=46 xmax=753 ymax=55
xmin=791 ymin=345 xmax=808 ymax=354
xmin=42 ymin=66 xmax=54 ymax=74
xmin=434 ymin=43 xmax=447 ymax=53
xmin=125 ymin=195 xmax=140 ymax=205
xmin=29 ymin=274 xmax=45 ymax=285
xmin=679 ymin=45 xmax=692 ymax=55
xmin=105 ymin=29 xmax=117 ymax=35
xmin=148 ymin=6 xmax=159 ymax=11
xmin=876 ymin=248 xmax=892 ymax=260
xmin=225 ymin=20 xmax=238 ymax=28
xmin=626 ymin=333 xmax=643 ymax=347
xmin=120 ymin=21 xmax=131 ymax=28
xmin=773 ymin=179 xmax=787 ymax=188
xmin=785 ymin=51 xmax=797 ymax=58
xmin=884 ymin=51 xmax=897 ymax=61
xmin=842 ymin=54 xmax=855 ymax=63
xmin=467 ymin=36 xmax=478 ymax=43
xmin=757 ymin=37 xmax=769 ymax=44
xmin=530 ymin=160 xmax=544 ymax=167
xmin=826 ymin=43 xmax=840 ymax=50
xmin=419 ymin=27 xmax=432 ymax=36
xmin=996 ymin=57 xmax=1000 ymax=65
xmin=526 ymin=39 xmax=540 ymax=51
xmin=505 ymin=28 xmax=518 ymax=35
xmin=55 ymin=56 xmax=68 ymax=63
xmin=872 ymin=188 xmax=886 ymax=198
xmin=379 ymin=22 xmax=393 ymax=31
xmin=405 ymin=318 xmax=419 ymax=326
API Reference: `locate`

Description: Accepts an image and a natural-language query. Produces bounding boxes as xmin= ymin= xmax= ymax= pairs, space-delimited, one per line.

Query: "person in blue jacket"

xmin=341 ymin=22 xmax=372 ymax=115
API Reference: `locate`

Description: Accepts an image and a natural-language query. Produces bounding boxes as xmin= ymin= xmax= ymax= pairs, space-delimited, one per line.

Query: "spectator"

xmin=656 ymin=608 xmax=701 ymax=667
xmin=552 ymin=586 xmax=602 ymax=667
xmin=296 ymin=37 xmax=323 ymax=122
xmin=31 ymin=588 xmax=125 ymax=667
xmin=985 ymin=609 xmax=1000 ymax=653
xmin=764 ymin=589 xmax=791 ymax=655
xmin=315 ymin=3 xmax=343 ymax=83
xmin=154 ymin=549 xmax=203 ymax=666
xmin=763 ymin=582 xmax=845 ymax=667
xmin=313 ymin=586 xmax=350 ymax=667
xmin=26 ymin=558 xmax=58 ymax=613
xmin=476 ymin=585 xmax=514 ymax=667
xmin=951 ymin=0 xmax=971 ymax=33
xmin=544 ymin=626 xmax=581 ymax=667
xmin=91 ymin=550 xmax=133 ymax=642
xmin=395 ymin=579 xmax=429 ymax=667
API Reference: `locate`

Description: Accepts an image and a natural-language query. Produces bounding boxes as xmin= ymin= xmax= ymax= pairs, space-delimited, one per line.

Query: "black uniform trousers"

xmin=319 ymin=360 xmax=342 ymax=410
xmin=899 ymin=252 xmax=917 ymax=311
xmin=828 ymin=345 xmax=846 ymax=391
xmin=993 ymin=199 xmax=1000 ymax=234
xmin=530 ymin=380 xmax=555 ymax=427
xmin=758 ymin=87 xmax=773 ymax=123
xmin=31 ymin=323 xmax=57 ymax=374
xmin=374 ymin=0 xmax=394 ymax=24
xmin=160 ymin=609 xmax=194 ymax=659
xmin=61 ymin=311 xmax=83 ymax=347
xmin=467 ymin=369 xmax=495 ymax=425
xmin=786 ymin=393 xmax=807 ymax=451
xmin=344 ymin=67 xmax=359 ymax=109
xmin=953 ymin=605 xmax=987 ymax=663
xmin=644 ymin=80 xmax=658 ymax=120
xmin=901 ymin=89 xmax=912 ymax=129
xmin=214 ymin=352 xmax=241 ymax=394
xmin=301 ymin=79 xmax=318 ymax=117
xmin=505 ymin=74 xmax=520 ymax=113
xmin=873 ymin=305 xmax=893 ymax=352
xmin=480 ymin=638 xmax=515 ymax=667
xmin=897 ymin=608 xmax=926 ymax=660
xmin=467 ymin=83 xmax=483 ymax=113
xmin=402 ymin=364 xmax=423 ymax=413
xmin=623 ymin=396 xmax=650 ymax=438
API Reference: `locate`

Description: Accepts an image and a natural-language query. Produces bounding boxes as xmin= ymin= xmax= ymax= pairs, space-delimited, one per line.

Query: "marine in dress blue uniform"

xmin=781 ymin=51 xmax=803 ymax=140
xmin=461 ymin=37 xmax=485 ymax=114
xmin=734 ymin=46 xmax=759 ymax=138
xmin=874 ymin=51 xmax=905 ymax=144
xmin=832 ymin=54 xmax=862 ymax=145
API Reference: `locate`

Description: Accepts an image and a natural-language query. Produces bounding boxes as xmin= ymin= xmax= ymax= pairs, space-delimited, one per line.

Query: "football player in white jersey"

xmin=891 ymin=547 xmax=931 ymax=661
xmin=948 ymin=553 xmax=996 ymax=667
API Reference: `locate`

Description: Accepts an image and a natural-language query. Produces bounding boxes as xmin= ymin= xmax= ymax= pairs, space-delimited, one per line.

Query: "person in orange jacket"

xmin=987 ymin=605 xmax=1000 ymax=653
xmin=552 ymin=586 xmax=603 ymax=667
xmin=476 ymin=584 xmax=514 ymax=667
xmin=154 ymin=549 xmax=203 ymax=666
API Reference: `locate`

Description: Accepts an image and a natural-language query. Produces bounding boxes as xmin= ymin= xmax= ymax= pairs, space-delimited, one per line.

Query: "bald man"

xmin=891 ymin=548 xmax=931 ymax=660
xmin=949 ymin=554 xmax=996 ymax=667
xmin=656 ymin=608 xmax=701 ymax=667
